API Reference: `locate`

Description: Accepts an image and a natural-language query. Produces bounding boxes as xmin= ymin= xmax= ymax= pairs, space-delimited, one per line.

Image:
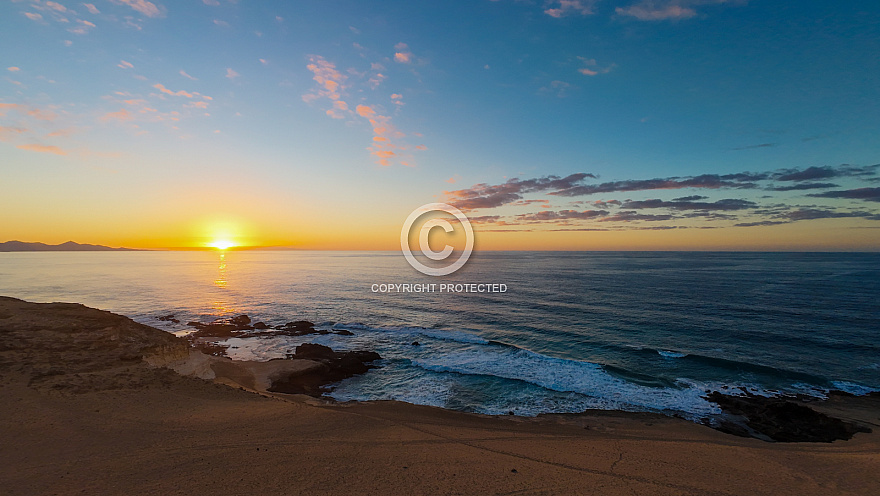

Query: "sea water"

xmin=1 ymin=251 xmax=878 ymax=420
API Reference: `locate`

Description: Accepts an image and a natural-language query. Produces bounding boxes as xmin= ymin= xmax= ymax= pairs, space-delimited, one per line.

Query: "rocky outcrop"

xmin=268 ymin=343 xmax=381 ymax=396
xmin=705 ymin=391 xmax=872 ymax=442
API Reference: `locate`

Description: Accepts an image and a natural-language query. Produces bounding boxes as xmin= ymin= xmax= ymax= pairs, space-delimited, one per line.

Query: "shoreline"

xmin=1 ymin=296 xmax=879 ymax=494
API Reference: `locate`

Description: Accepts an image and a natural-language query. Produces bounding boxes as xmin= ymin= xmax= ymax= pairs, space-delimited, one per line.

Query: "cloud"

xmin=303 ymin=55 xmax=346 ymax=103
xmin=109 ymin=0 xmax=163 ymax=18
xmin=768 ymin=182 xmax=839 ymax=192
xmin=393 ymin=43 xmax=413 ymax=64
xmin=83 ymin=3 xmax=101 ymax=14
xmin=784 ymin=208 xmax=879 ymax=221
xmin=622 ymin=198 xmax=757 ymax=211
xmin=545 ymin=0 xmax=596 ymax=18
xmin=616 ymin=2 xmax=696 ymax=21
xmin=203 ymin=0 xmax=220 ymax=5
xmin=45 ymin=1 xmax=68 ymax=12
xmin=118 ymin=60 xmax=134 ymax=69
xmin=355 ymin=104 xmax=376 ymax=118
xmin=516 ymin=209 xmax=608 ymax=222
xmin=16 ymin=143 xmax=67 ymax=155
xmin=179 ymin=70 xmax=197 ymax=80
xmin=616 ymin=0 xmax=743 ymax=22
xmin=68 ymin=19 xmax=97 ymax=35
xmin=153 ymin=83 xmax=194 ymax=98
xmin=100 ymin=108 xmax=133 ymax=122
xmin=7 ymin=67 xmax=20 ymax=72
xmin=540 ymin=80 xmax=571 ymax=98
xmin=732 ymin=142 xmax=776 ymax=150
xmin=773 ymin=164 xmax=879 ymax=182
xmin=808 ymin=187 xmax=880 ymax=203
xmin=576 ymin=57 xmax=615 ymax=77
xmin=225 ymin=68 xmax=240 ymax=79
xmin=23 ymin=12 xmax=43 ymax=21
xmin=550 ymin=173 xmax=761 ymax=197
xmin=0 ymin=126 xmax=26 ymax=142
xmin=599 ymin=211 xmax=675 ymax=222
xmin=446 ymin=173 xmax=597 ymax=210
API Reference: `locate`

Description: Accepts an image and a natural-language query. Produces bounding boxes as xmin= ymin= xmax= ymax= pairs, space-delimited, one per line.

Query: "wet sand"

xmin=1 ymin=296 xmax=878 ymax=495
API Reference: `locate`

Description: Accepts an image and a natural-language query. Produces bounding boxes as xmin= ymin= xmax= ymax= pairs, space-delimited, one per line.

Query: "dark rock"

xmin=230 ymin=315 xmax=251 ymax=326
xmin=411 ymin=341 xmax=420 ymax=346
xmin=294 ymin=343 xmax=337 ymax=360
xmin=705 ymin=391 xmax=872 ymax=442
xmin=284 ymin=320 xmax=314 ymax=330
xmin=268 ymin=345 xmax=381 ymax=396
xmin=253 ymin=322 xmax=269 ymax=330
xmin=157 ymin=314 xmax=180 ymax=323
xmin=334 ymin=329 xmax=354 ymax=336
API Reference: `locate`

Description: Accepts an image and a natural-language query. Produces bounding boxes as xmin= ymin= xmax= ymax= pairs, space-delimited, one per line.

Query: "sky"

xmin=1 ymin=0 xmax=879 ymax=250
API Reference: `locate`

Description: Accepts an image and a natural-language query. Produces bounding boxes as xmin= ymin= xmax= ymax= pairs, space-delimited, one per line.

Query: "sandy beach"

xmin=1 ymin=296 xmax=878 ymax=495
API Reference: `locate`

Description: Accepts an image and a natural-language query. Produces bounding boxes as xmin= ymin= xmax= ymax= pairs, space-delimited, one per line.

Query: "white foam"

xmin=658 ymin=350 xmax=687 ymax=358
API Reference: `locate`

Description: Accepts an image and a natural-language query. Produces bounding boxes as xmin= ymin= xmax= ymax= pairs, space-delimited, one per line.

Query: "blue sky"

xmin=1 ymin=0 xmax=879 ymax=249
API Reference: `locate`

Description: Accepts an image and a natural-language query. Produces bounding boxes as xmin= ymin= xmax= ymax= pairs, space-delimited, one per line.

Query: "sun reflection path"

xmin=213 ymin=252 xmax=228 ymax=289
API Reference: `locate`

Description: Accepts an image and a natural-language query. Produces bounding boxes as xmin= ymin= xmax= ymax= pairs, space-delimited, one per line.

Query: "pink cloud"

xmin=393 ymin=42 xmax=413 ymax=64
xmin=109 ymin=0 xmax=163 ymax=18
xmin=225 ymin=68 xmax=240 ymax=79
xmin=303 ymin=55 xmax=346 ymax=103
xmin=24 ymin=12 xmax=44 ymax=21
xmin=100 ymin=108 xmax=133 ymax=122
xmin=356 ymin=104 xmax=376 ymax=118
xmin=118 ymin=60 xmax=134 ymax=69
xmin=153 ymin=83 xmax=194 ymax=98
xmin=45 ymin=2 xmax=68 ymax=13
xmin=7 ymin=67 xmax=20 ymax=72
xmin=17 ymin=143 xmax=67 ymax=155
xmin=83 ymin=3 xmax=101 ymax=15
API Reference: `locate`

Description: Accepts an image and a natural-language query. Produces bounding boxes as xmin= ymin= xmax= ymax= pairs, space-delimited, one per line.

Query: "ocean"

xmin=1 ymin=251 xmax=878 ymax=420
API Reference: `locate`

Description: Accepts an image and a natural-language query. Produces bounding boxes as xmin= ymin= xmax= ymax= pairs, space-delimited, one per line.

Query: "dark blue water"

xmin=1 ymin=251 xmax=878 ymax=419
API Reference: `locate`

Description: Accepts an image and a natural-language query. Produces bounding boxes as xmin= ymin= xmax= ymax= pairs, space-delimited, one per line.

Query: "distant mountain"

xmin=0 ymin=241 xmax=142 ymax=252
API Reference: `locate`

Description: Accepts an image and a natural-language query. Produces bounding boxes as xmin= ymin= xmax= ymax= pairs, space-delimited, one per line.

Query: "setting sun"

xmin=210 ymin=240 xmax=236 ymax=250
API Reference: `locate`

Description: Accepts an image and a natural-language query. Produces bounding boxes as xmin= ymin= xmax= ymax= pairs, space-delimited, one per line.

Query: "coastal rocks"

xmin=157 ymin=314 xmax=180 ymax=324
xmin=268 ymin=343 xmax=381 ymax=396
xmin=187 ymin=315 xmax=254 ymax=338
xmin=705 ymin=391 xmax=872 ymax=442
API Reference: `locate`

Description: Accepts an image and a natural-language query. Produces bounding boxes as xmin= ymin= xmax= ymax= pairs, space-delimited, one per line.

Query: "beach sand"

xmin=1 ymin=296 xmax=878 ymax=495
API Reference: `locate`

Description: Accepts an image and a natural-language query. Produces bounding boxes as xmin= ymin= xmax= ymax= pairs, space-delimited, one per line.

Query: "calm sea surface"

xmin=1 ymin=251 xmax=878 ymax=419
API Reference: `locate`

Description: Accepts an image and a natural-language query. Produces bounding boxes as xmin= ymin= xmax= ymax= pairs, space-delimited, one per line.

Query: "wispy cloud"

xmin=83 ymin=3 xmax=101 ymax=15
xmin=118 ymin=60 xmax=134 ymax=69
xmin=616 ymin=0 xmax=740 ymax=22
xmin=153 ymin=83 xmax=194 ymax=98
xmin=16 ymin=143 xmax=67 ymax=155
xmin=179 ymin=70 xmax=197 ymax=80
xmin=109 ymin=0 xmax=164 ymax=18
xmin=225 ymin=68 xmax=240 ymax=79
xmin=808 ymin=187 xmax=880 ymax=203
xmin=99 ymin=108 xmax=133 ymax=122
xmin=545 ymin=0 xmax=596 ymax=18
xmin=446 ymin=174 xmax=596 ymax=210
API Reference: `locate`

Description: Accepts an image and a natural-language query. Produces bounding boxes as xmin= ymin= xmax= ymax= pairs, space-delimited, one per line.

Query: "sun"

xmin=210 ymin=240 xmax=236 ymax=250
